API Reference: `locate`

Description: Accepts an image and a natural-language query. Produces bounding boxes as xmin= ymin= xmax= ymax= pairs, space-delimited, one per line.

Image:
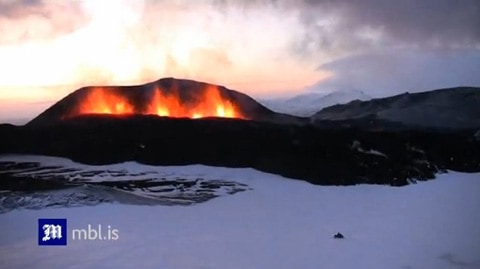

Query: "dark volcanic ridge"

xmin=27 ymin=77 xmax=306 ymax=127
xmin=312 ymin=87 xmax=480 ymax=130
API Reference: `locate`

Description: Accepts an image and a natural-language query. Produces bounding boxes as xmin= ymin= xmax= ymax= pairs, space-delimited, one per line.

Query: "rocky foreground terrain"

xmin=1 ymin=114 xmax=479 ymax=187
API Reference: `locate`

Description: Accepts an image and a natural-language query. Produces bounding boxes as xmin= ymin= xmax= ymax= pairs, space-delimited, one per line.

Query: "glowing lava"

xmin=79 ymin=88 xmax=135 ymax=115
xmin=73 ymin=85 xmax=245 ymax=119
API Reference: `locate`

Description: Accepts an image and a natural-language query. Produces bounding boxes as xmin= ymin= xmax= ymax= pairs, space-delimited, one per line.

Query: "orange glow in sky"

xmin=0 ymin=0 xmax=332 ymax=123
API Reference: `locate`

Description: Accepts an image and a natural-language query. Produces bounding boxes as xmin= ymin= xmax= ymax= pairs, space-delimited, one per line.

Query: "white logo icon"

xmin=42 ymin=224 xmax=63 ymax=241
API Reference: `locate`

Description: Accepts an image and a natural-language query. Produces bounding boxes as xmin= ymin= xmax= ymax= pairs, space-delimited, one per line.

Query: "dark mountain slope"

xmin=312 ymin=87 xmax=480 ymax=129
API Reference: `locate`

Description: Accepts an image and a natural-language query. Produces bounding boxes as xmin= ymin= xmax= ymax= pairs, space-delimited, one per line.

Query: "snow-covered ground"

xmin=0 ymin=155 xmax=251 ymax=210
xmin=1 ymin=156 xmax=480 ymax=269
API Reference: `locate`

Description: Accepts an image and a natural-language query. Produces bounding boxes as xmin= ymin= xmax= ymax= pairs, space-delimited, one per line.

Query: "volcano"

xmin=27 ymin=77 xmax=305 ymax=126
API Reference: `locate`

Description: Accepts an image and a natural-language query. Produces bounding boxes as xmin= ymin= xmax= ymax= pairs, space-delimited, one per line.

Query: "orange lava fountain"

xmin=74 ymin=85 xmax=245 ymax=119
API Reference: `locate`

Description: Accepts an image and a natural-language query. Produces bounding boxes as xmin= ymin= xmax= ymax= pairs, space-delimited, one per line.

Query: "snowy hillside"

xmin=260 ymin=90 xmax=371 ymax=117
xmin=1 ymin=155 xmax=480 ymax=269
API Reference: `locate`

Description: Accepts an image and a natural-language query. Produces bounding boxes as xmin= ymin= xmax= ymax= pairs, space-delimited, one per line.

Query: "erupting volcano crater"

xmin=28 ymin=77 xmax=304 ymax=126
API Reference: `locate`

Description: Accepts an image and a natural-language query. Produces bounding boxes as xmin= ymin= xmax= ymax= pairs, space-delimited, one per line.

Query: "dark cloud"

xmin=206 ymin=0 xmax=480 ymax=61
xmin=0 ymin=0 xmax=45 ymax=18
xmin=295 ymin=0 xmax=480 ymax=56
xmin=310 ymin=48 xmax=480 ymax=96
xmin=294 ymin=0 xmax=480 ymax=94
xmin=342 ymin=0 xmax=480 ymax=45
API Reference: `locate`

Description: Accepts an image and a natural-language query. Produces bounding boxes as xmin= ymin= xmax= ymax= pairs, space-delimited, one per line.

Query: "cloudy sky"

xmin=0 ymin=0 xmax=479 ymax=122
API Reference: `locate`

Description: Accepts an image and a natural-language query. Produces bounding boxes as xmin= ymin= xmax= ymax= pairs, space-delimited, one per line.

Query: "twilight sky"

xmin=0 ymin=0 xmax=479 ymax=123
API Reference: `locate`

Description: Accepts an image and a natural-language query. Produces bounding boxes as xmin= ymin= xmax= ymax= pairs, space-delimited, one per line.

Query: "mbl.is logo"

xmin=38 ymin=218 xmax=67 ymax=246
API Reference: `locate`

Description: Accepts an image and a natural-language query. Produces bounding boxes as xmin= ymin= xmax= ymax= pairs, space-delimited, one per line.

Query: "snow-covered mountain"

xmin=260 ymin=90 xmax=371 ymax=117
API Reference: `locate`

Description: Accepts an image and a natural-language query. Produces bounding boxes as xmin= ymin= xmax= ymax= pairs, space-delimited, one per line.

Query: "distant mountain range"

xmin=260 ymin=86 xmax=480 ymax=130
xmin=260 ymin=90 xmax=371 ymax=117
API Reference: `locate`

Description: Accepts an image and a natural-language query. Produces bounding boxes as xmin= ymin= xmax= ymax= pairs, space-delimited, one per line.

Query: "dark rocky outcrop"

xmin=334 ymin=233 xmax=344 ymax=239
